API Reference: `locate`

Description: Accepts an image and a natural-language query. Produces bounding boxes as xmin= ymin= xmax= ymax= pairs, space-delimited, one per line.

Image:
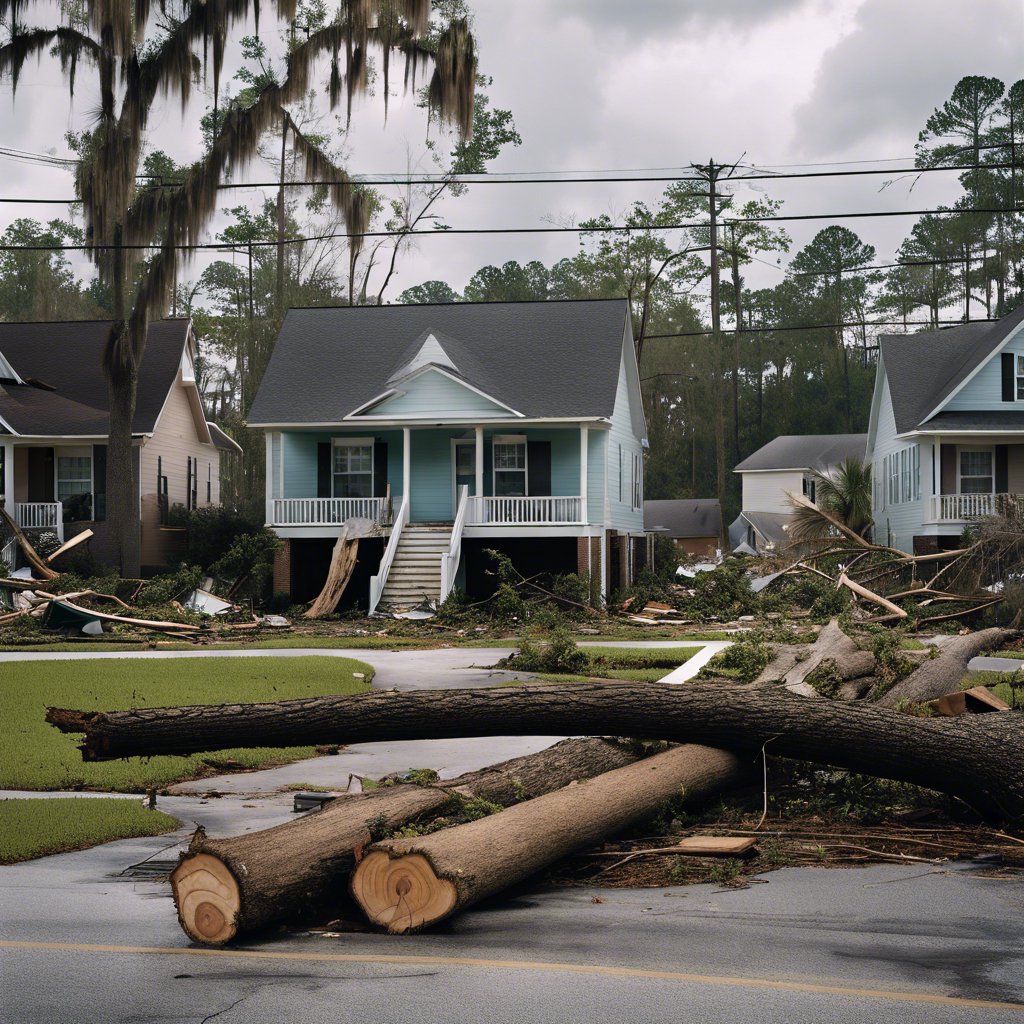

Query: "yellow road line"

xmin=2 ymin=939 xmax=1023 ymax=1013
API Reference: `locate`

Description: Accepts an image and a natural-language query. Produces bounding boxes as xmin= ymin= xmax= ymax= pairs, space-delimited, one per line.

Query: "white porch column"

xmin=475 ymin=425 xmax=484 ymax=514
xmin=579 ymin=425 xmax=588 ymax=524
xmin=403 ymin=427 xmax=412 ymax=506
xmin=264 ymin=432 xmax=275 ymax=525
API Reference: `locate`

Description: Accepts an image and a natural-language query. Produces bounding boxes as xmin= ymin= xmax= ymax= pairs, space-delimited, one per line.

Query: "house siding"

xmin=943 ymin=333 xmax=1024 ymax=412
xmin=604 ymin=353 xmax=644 ymax=533
xmin=364 ymin=369 xmax=515 ymax=418
xmin=869 ymin=376 xmax=929 ymax=553
xmin=587 ymin=429 xmax=605 ymax=525
xmin=140 ymin=376 xmax=220 ymax=567
xmin=740 ymin=470 xmax=804 ymax=514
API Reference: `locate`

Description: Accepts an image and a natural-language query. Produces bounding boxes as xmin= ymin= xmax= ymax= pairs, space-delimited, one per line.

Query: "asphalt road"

xmin=1 ymin=836 xmax=1022 ymax=1024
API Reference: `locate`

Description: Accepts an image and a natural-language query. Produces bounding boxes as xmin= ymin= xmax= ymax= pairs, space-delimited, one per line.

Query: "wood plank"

xmin=674 ymin=836 xmax=757 ymax=856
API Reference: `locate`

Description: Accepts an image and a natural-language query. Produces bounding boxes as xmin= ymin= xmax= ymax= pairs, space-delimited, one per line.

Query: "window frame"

xmin=958 ymin=447 xmax=994 ymax=495
xmin=492 ymin=434 xmax=528 ymax=498
xmin=331 ymin=437 xmax=375 ymax=499
xmin=1017 ymin=353 xmax=1024 ymax=401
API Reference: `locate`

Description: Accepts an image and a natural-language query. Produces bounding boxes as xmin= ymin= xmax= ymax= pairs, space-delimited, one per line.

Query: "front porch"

xmin=265 ymin=424 xmax=599 ymax=534
xmin=921 ymin=437 xmax=1024 ymax=528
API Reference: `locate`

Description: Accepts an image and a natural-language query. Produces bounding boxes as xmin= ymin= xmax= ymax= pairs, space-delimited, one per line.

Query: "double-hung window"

xmin=959 ymin=449 xmax=993 ymax=495
xmin=493 ymin=436 xmax=527 ymax=497
xmin=332 ymin=439 xmax=374 ymax=498
xmin=57 ymin=452 xmax=92 ymax=522
xmin=1017 ymin=354 xmax=1024 ymax=400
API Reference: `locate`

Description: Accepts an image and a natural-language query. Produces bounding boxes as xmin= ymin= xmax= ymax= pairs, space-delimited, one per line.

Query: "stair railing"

xmin=369 ymin=495 xmax=409 ymax=614
xmin=440 ymin=484 xmax=469 ymax=607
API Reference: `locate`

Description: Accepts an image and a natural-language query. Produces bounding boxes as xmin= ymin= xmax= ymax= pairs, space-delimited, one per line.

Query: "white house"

xmin=867 ymin=306 xmax=1024 ymax=554
xmin=729 ymin=433 xmax=868 ymax=554
xmin=247 ymin=299 xmax=648 ymax=611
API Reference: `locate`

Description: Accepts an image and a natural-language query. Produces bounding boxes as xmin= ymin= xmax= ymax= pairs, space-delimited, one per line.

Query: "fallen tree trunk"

xmin=170 ymin=737 xmax=643 ymax=945
xmin=351 ymin=745 xmax=743 ymax=933
xmin=758 ymin=620 xmax=875 ymax=695
xmin=0 ymin=501 xmax=58 ymax=580
xmin=49 ymin=682 xmax=1024 ymax=824
xmin=876 ymin=628 xmax=1014 ymax=708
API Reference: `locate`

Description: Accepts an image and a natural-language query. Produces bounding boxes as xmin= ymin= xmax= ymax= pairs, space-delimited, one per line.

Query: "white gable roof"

xmin=386 ymin=332 xmax=458 ymax=384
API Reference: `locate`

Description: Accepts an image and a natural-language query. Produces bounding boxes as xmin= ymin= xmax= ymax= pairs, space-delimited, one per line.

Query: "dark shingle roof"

xmin=733 ymin=434 xmax=867 ymax=473
xmin=643 ymin=499 xmax=722 ymax=538
xmin=247 ymin=300 xmax=630 ymax=425
xmin=879 ymin=304 xmax=1024 ymax=433
xmin=920 ymin=410 xmax=1024 ymax=431
xmin=207 ymin=422 xmax=243 ymax=453
xmin=0 ymin=319 xmax=189 ymax=436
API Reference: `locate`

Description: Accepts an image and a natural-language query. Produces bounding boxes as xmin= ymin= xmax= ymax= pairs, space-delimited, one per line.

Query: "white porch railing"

xmin=15 ymin=502 xmax=64 ymax=542
xmin=267 ymin=497 xmax=389 ymax=527
xmin=369 ymin=496 xmax=409 ymax=615
xmin=469 ymin=495 xmax=583 ymax=525
xmin=931 ymin=493 xmax=1021 ymax=521
xmin=440 ymin=485 xmax=470 ymax=605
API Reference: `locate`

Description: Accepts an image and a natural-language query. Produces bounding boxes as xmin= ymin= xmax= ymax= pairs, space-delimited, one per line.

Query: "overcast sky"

xmin=1 ymin=0 xmax=1022 ymax=305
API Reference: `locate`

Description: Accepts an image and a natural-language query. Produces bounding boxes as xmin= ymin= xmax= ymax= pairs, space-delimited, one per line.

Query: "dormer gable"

xmin=386 ymin=330 xmax=459 ymax=385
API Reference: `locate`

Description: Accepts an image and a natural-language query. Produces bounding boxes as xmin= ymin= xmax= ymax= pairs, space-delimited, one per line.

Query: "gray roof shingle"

xmin=733 ymin=434 xmax=867 ymax=473
xmin=879 ymin=304 xmax=1024 ymax=433
xmin=247 ymin=299 xmax=630 ymax=425
xmin=0 ymin=319 xmax=189 ymax=436
xmin=643 ymin=499 xmax=722 ymax=538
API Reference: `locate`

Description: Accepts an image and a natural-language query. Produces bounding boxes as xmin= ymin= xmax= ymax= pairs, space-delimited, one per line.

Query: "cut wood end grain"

xmin=170 ymin=853 xmax=241 ymax=945
xmin=352 ymin=850 xmax=457 ymax=934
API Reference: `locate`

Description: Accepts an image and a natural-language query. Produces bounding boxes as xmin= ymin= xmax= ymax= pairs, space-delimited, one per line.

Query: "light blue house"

xmin=867 ymin=306 xmax=1024 ymax=554
xmin=248 ymin=299 xmax=648 ymax=610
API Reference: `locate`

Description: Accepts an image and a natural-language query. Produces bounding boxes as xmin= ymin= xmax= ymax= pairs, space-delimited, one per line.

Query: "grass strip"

xmin=0 ymin=655 xmax=373 ymax=792
xmin=0 ymin=798 xmax=179 ymax=864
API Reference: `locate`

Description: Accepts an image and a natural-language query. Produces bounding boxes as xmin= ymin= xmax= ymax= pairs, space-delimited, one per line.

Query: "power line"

xmin=643 ymin=317 xmax=995 ymax=341
xmin=0 ymin=158 xmax=1020 ymax=202
xmin=0 ymin=204 xmax=1020 ymax=253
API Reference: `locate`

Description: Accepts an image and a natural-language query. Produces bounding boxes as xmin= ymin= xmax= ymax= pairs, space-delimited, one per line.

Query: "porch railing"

xmin=15 ymin=502 xmax=64 ymax=542
xmin=469 ymin=495 xmax=583 ymax=525
xmin=440 ymin=485 xmax=469 ymax=605
xmin=267 ymin=497 xmax=390 ymax=527
xmin=931 ymin=493 xmax=1022 ymax=522
xmin=369 ymin=496 xmax=409 ymax=615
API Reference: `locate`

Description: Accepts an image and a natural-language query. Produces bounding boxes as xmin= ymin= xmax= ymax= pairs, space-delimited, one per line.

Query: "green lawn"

xmin=961 ymin=669 xmax=1023 ymax=708
xmin=1 ymin=655 xmax=374 ymax=791
xmin=0 ymin=798 xmax=180 ymax=864
xmin=0 ymin=635 xmax=439 ymax=654
xmin=503 ymin=646 xmax=699 ymax=686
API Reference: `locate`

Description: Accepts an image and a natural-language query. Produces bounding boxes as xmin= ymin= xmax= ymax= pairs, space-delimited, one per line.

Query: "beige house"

xmin=0 ymin=318 xmax=240 ymax=571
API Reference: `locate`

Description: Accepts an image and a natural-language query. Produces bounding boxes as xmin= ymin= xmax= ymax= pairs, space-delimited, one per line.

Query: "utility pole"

xmin=276 ymin=110 xmax=289 ymax=313
xmin=703 ymin=158 xmax=728 ymax=503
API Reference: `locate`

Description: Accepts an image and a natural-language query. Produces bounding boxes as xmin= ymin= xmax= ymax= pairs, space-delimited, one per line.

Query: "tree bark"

xmin=774 ymin=620 xmax=875 ymax=695
xmin=0 ymin=502 xmax=58 ymax=580
xmin=50 ymin=681 xmax=1024 ymax=824
xmin=303 ymin=529 xmax=358 ymax=618
xmin=170 ymin=737 xmax=643 ymax=944
xmin=105 ymin=364 xmax=141 ymax=578
xmin=351 ymin=745 xmax=743 ymax=933
xmin=876 ymin=628 xmax=1011 ymax=707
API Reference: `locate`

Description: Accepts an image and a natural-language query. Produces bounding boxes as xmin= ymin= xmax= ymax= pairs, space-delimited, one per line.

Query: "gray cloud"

xmin=555 ymin=0 xmax=809 ymax=39
xmin=793 ymin=0 xmax=1024 ymax=157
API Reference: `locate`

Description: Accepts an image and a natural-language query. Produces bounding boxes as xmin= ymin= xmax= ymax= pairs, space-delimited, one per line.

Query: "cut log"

xmin=304 ymin=527 xmax=358 ymax=619
xmin=49 ymin=681 xmax=1024 ymax=824
xmin=0 ymin=501 xmax=58 ymax=580
xmin=351 ymin=745 xmax=743 ymax=933
xmin=876 ymin=628 xmax=1014 ymax=708
xmin=170 ymin=737 xmax=643 ymax=945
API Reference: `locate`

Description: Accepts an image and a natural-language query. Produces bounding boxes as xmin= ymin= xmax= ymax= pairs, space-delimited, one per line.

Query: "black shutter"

xmin=1002 ymin=353 xmax=1015 ymax=402
xmin=940 ymin=444 xmax=957 ymax=495
xmin=92 ymin=445 xmax=107 ymax=521
xmin=317 ymin=442 xmax=332 ymax=497
xmin=373 ymin=440 xmax=388 ymax=497
xmin=527 ymin=441 xmax=551 ymax=496
xmin=995 ymin=445 xmax=1009 ymax=494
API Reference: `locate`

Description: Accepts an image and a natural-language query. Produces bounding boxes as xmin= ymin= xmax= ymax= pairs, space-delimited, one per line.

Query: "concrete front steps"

xmin=379 ymin=523 xmax=451 ymax=609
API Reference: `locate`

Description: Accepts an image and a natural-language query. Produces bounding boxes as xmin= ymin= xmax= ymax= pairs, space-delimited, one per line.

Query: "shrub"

xmin=512 ymin=627 xmax=589 ymax=674
xmin=684 ymin=563 xmax=756 ymax=618
xmin=135 ymin=565 xmax=204 ymax=608
xmin=180 ymin=505 xmax=266 ymax=570
xmin=703 ymin=636 xmax=771 ymax=683
xmin=209 ymin=529 xmax=280 ymax=602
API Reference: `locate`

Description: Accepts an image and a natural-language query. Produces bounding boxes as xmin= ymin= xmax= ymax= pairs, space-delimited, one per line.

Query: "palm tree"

xmin=787 ymin=457 xmax=873 ymax=544
xmin=0 ymin=1 xmax=475 ymax=575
